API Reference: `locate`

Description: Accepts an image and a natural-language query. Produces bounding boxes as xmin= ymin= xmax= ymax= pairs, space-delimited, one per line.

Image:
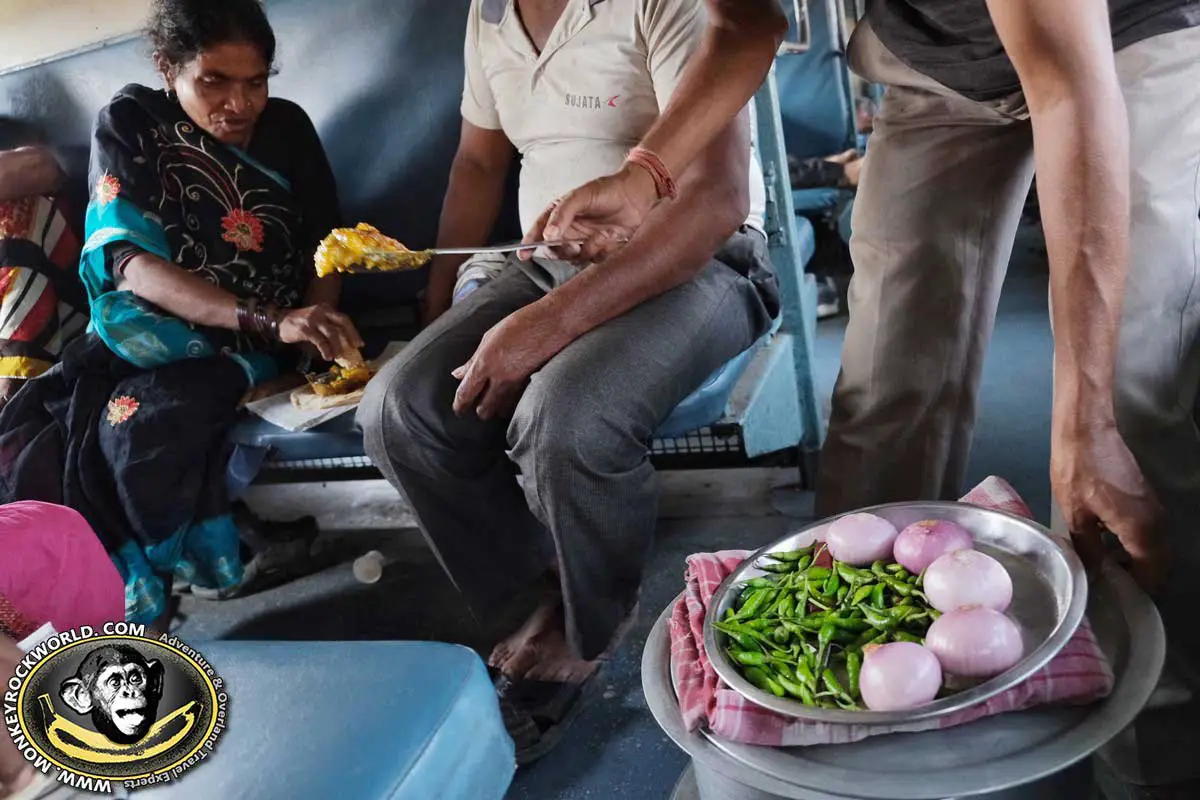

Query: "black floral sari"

xmin=0 ymin=85 xmax=341 ymax=623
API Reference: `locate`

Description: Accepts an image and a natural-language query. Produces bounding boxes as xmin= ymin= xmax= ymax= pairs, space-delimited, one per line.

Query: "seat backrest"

xmin=775 ymin=0 xmax=857 ymax=160
xmin=0 ymin=0 xmax=522 ymax=311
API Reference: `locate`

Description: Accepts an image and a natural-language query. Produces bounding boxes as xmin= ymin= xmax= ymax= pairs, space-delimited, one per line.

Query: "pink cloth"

xmin=669 ymin=476 xmax=1115 ymax=747
xmin=0 ymin=501 xmax=124 ymax=636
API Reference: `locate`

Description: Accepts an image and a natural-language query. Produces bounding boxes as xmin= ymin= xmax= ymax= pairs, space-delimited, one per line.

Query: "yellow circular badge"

xmin=4 ymin=624 xmax=228 ymax=794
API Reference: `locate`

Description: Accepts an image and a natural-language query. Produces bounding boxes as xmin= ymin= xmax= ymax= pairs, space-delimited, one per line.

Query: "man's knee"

xmin=358 ymin=346 xmax=454 ymax=464
xmin=507 ymin=373 xmax=648 ymax=489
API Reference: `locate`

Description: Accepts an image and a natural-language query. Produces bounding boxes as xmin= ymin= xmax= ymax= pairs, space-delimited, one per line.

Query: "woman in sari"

xmin=0 ymin=0 xmax=363 ymax=626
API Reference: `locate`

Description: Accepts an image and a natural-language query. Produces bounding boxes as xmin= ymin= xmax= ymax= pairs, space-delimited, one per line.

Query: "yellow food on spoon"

xmin=314 ymin=223 xmax=434 ymax=277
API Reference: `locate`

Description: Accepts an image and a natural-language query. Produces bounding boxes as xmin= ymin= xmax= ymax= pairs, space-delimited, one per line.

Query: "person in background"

xmin=0 ymin=0 xmax=362 ymax=628
xmin=788 ymin=149 xmax=862 ymax=190
xmin=0 ymin=122 xmax=87 ymax=409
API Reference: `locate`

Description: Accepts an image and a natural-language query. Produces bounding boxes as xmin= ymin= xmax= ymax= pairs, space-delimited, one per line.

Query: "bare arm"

xmin=542 ymin=110 xmax=751 ymax=338
xmin=423 ymin=121 xmax=516 ymax=323
xmin=527 ymin=0 xmax=783 ymax=252
xmin=987 ymin=0 xmax=1162 ymax=580
xmin=0 ymin=147 xmax=63 ymax=201
xmin=639 ymin=0 xmax=786 ymax=178
xmin=120 ymin=253 xmax=240 ymax=329
xmin=120 ymin=253 xmax=362 ymax=362
xmin=453 ymin=111 xmax=752 ymax=418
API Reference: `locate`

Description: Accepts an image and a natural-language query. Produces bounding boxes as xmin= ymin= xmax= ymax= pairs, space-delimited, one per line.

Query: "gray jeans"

xmin=358 ymin=231 xmax=775 ymax=659
xmin=819 ymin=20 xmax=1200 ymax=784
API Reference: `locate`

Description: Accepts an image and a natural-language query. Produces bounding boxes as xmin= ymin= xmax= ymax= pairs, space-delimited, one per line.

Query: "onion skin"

xmin=826 ymin=513 xmax=900 ymax=567
xmin=924 ymin=549 xmax=1014 ymax=612
xmin=925 ymin=607 xmax=1024 ymax=678
xmin=892 ymin=519 xmax=974 ymax=574
xmin=859 ymin=642 xmax=943 ymax=711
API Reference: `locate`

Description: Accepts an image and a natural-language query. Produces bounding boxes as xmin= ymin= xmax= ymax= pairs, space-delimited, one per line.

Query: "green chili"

xmin=846 ymin=650 xmax=863 ymax=699
xmin=805 ymin=566 xmax=832 ymax=582
xmin=824 ymin=570 xmax=841 ymax=596
xmin=817 ymin=622 xmax=837 ymax=668
xmin=776 ymin=673 xmax=810 ymax=701
xmin=871 ymin=582 xmax=887 ymax=608
xmin=795 ymin=659 xmax=818 ymax=689
xmin=778 ymin=592 xmax=796 ymax=619
xmin=736 ymin=588 xmax=774 ymax=619
xmin=836 ymin=585 xmax=850 ymax=606
xmin=773 ymin=625 xmax=790 ymax=644
xmin=744 ymin=577 xmax=776 ymax=589
xmin=758 ymin=561 xmax=796 ymax=574
xmin=822 ymin=669 xmax=854 ymax=704
xmin=859 ymin=605 xmax=897 ymax=631
xmin=745 ymin=667 xmax=785 ymax=697
xmin=851 ymin=583 xmax=876 ymax=606
xmin=881 ymin=575 xmax=913 ymax=596
xmin=871 ymin=561 xmax=890 ymax=579
xmin=775 ymin=544 xmax=817 ymax=562
xmin=797 ymin=682 xmax=817 ymax=706
xmin=713 ymin=621 xmax=760 ymax=650
xmin=886 ymin=562 xmax=907 ymax=575
xmin=733 ymin=649 xmax=769 ymax=666
xmin=892 ymin=631 xmax=924 ymax=644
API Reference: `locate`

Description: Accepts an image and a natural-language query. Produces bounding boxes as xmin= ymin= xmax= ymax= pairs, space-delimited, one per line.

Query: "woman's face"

xmin=163 ymin=41 xmax=269 ymax=149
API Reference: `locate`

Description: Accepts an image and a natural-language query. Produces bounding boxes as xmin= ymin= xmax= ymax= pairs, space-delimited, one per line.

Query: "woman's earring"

xmin=165 ymin=88 xmax=177 ymax=101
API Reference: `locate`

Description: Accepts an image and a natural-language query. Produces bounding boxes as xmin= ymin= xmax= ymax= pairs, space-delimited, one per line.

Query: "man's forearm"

xmin=1035 ymin=93 xmax=1130 ymax=429
xmin=638 ymin=0 xmax=785 ymax=177
xmin=538 ymin=118 xmax=752 ymax=341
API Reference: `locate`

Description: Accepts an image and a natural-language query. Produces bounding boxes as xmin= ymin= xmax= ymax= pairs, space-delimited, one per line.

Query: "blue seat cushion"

xmin=792 ymin=187 xmax=844 ymax=215
xmin=140 ymin=641 xmax=515 ymax=800
xmin=794 ymin=214 xmax=817 ymax=267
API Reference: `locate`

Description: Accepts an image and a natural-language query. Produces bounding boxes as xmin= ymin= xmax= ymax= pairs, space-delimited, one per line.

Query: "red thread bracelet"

xmin=626 ymin=147 xmax=678 ymax=200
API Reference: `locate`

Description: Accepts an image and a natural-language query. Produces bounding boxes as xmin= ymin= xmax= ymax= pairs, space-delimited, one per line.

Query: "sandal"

xmin=494 ymin=666 xmax=605 ymax=766
xmin=190 ymin=511 xmax=320 ymax=600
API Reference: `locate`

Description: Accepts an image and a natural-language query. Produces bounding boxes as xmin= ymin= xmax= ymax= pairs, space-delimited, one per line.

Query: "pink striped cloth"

xmin=668 ymin=476 xmax=1114 ymax=746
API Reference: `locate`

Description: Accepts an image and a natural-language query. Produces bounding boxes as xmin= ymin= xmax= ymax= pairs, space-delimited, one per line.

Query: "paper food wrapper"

xmin=244 ymin=341 xmax=407 ymax=432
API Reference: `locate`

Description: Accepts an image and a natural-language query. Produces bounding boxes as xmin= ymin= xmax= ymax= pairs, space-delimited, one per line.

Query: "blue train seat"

xmin=777 ymin=0 xmax=857 ymax=217
xmin=139 ymin=641 xmax=515 ymax=800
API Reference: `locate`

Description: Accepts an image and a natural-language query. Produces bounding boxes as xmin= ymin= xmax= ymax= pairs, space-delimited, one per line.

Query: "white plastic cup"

xmin=353 ymin=550 xmax=385 ymax=584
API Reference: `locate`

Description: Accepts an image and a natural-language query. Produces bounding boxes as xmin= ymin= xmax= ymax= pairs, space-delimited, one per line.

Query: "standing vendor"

xmin=533 ymin=0 xmax=1200 ymax=793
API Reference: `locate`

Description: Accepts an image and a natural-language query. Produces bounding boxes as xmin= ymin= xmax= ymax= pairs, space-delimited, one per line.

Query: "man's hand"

xmin=451 ymin=307 xmax=568 ymax=421
xmin=521 ymin=165 xmax=658 ymax=265
xmin=1052 ymin=421 xmax=1165 ymax=590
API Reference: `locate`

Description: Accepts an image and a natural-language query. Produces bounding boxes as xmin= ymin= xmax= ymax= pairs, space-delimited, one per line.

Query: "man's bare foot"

xmin=499 ymin=602 xmax=639 ymax=684
xmin=488 ymin=591 xmax=561 ymax=674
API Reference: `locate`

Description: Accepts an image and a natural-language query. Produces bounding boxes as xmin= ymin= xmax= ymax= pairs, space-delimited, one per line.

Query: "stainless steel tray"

xmin=703 ymin=501 xmax=1088 ymax=726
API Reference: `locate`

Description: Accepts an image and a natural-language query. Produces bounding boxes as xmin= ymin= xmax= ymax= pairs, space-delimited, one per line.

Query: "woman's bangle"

xmin=625 ymin=147 xmax=677 ymax=201
xmin=235 ymin=297 xmax=258 ymax=335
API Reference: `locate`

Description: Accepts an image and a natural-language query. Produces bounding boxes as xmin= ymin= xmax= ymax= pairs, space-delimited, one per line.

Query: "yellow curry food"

xmin=314 ymin=223 xmax=434 ymax=277
xmin=306 ymin=363 xmax=375 ymax=397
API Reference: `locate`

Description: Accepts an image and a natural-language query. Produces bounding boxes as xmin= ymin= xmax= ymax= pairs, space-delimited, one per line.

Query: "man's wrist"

xmin=617 ymin=163 xmax=660 ymax=215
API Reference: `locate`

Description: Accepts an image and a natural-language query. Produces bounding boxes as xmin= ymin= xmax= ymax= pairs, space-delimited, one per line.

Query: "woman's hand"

xmin=520 ymin=165 xmax=658 ymax=265
xmin=278 ymin=304 xmax=364 ymax=362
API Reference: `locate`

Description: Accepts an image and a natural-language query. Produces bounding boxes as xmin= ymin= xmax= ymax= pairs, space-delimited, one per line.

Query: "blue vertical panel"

xmin=754 ymin=68 xmax=825 ymax=450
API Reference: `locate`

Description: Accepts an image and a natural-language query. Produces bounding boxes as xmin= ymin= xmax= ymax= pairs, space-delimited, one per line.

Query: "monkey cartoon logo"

xmin=5 ymin=625 xmax=227 ymax=793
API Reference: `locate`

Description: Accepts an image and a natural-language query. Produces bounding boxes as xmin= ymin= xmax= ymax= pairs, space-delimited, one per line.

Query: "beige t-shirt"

xmin=460 ymin=0 xmax=767 ymax=236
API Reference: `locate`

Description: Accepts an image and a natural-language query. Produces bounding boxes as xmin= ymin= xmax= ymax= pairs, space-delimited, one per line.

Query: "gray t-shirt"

xmin=867 ymin=0 xmax=1200 ymax=101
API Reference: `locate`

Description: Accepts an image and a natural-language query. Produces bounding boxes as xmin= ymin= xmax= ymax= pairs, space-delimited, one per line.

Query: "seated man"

xmin=360 ymin=0 xmax=777 ymax=760
xmin=0 ymin=121 xmax=87 ymax=409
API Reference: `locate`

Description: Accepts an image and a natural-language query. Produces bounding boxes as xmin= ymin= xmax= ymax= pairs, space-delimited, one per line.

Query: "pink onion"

xmin=924 ymin=549 xmax=1013 ymax=612
xmin=925 ymin=607 xmax=1024 ymax=678
xmin=892 ymin=519 xmax=974 ymax=574
xmin=859 ymin=642 xmax=943 ymax=711
xmin=825 ymin=513 xmax=899 ymax=567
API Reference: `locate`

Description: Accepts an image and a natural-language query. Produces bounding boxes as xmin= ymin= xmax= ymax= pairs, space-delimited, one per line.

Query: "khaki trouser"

xmin=818 ymin=20 xmax=1200 ymax=784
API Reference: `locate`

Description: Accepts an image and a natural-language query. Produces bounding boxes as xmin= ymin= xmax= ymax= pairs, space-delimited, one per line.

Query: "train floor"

xmin=171 ymin=224 xmax=1168 ymax=799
